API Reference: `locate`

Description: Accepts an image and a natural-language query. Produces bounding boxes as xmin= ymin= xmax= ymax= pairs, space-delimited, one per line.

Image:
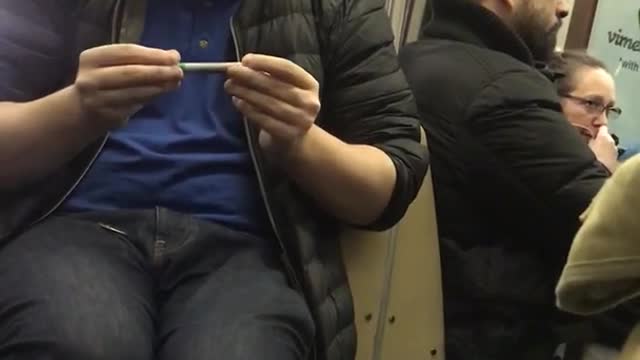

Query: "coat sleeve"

xmin=321 ymin=0 xmax=429 ymax=231
xmin=0 ymin=1 xmax=74 ymax=102
xmin=466 ymin=69 xmax=609 ymax=246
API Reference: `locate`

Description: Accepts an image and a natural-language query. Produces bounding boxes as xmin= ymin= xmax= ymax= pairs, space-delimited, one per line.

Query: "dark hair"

xmin=548 ymin=50 xmax=609 ymax=95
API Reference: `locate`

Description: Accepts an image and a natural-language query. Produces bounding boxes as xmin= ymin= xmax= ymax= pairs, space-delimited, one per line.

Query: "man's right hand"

xmin=589 ymin=126 xmax=618 ymax=173
xmin=71 ymin=44 xmax=183 ymax=131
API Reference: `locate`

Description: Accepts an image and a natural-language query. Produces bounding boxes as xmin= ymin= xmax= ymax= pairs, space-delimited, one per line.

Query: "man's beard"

xmin=512 ymin=8 xmax=562 ymax=62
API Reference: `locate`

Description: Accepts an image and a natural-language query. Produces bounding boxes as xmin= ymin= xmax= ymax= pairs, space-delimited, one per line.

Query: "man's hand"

xmin=589 ymin=126 xmax=618 ymax=173
xmin=224 ymin=54 xmax=321 ymax=154
xmin=224 ymin=54 xmax=397 ymax=226
xmin=0 ymin=44 xmax=182 ymax=188
xmin=72 ymin=44 xmax=183 ymax=132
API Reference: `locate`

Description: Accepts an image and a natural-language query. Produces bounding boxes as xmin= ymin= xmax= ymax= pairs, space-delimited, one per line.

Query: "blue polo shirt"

xmin=62 ymin=0 xmax=270 ymax=236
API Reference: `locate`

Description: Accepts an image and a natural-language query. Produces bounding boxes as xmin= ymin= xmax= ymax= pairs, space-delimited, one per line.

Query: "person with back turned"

xmin=399 ymin=0 xmax=611 ymax=358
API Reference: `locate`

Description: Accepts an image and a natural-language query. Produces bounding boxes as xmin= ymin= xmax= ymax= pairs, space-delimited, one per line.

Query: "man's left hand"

xmin=225 ymin=54 xmax=321 ymax=153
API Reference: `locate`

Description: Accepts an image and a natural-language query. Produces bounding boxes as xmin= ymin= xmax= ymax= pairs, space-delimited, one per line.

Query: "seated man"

xmin=0 ymin=1 xmax=428 ymax=359
xmin=399 ymin=0 xmax=609 ymax=359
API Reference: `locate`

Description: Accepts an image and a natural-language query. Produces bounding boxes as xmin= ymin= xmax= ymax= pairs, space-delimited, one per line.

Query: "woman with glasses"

xmin=550 ymin=51 xmax=632 ymax=360
xmin=549 ymin=51 xmax=621 ymax=173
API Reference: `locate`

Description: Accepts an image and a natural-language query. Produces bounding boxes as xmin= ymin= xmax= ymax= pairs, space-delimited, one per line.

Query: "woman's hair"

xmin=548 ymin=50 xmax=609 ymax=95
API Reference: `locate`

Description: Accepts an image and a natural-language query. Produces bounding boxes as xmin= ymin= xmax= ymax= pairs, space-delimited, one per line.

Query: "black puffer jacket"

xmin=399 ymin=0 xmax=608 ymax=359
xmin=0 ymin=1 xmax=429 ymax=359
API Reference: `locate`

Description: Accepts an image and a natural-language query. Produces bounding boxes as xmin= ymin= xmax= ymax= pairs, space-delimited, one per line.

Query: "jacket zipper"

xmin=9 ymin=136 xmax=108 ymax=236
xmin=23 ymin=0 xmax=126 ymax=230
xmin=230 ymin=15 xmax=316 ymax=360
xmin=229 ymin=17 xmax=303 ymax=292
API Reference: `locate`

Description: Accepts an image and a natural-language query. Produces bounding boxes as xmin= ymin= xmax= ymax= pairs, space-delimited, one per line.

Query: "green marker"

xmin=179 ymin=62 xmax=239 ymax=72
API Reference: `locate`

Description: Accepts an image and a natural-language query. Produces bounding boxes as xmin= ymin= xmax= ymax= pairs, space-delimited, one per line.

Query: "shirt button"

xmin=199 ymin=39 xmax=209 ymax=48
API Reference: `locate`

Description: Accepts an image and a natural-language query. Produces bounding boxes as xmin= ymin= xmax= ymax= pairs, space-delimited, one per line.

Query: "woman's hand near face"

xmin=589 ymin=126 xmax=618 ymax=173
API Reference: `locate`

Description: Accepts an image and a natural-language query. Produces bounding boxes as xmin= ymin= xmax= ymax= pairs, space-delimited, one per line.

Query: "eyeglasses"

xmin=560 ymin=94 xmax=622 ymax=120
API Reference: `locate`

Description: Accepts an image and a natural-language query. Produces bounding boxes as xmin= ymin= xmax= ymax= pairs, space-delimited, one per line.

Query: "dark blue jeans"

xmin=0 ymin=208 xmax=314 ymax=359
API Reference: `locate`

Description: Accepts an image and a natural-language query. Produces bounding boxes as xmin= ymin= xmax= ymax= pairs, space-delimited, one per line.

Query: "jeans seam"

xmin=160 ymin=219 xmax=258 ymax=261
xmin=96 ymin=222 xmax=145 ymax=258
xmin=153 ymin=207 xmax=167 ymax=267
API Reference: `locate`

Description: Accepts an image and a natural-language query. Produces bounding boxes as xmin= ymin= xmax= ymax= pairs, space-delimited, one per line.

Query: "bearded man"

xmin=400 ymin=1 xmax=613 ymax=359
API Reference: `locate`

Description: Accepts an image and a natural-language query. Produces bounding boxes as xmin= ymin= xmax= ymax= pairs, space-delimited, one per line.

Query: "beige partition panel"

xmin=340 ymin=226 xmax=397 ymax=360
xmin=378 ymin=171 xmax=444 ymax=360
xmin=341 ymin=130 xmax=445 ymax=360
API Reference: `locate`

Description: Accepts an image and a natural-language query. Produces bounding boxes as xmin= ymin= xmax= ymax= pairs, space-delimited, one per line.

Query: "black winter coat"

xmin=399 ymin=0 xmax=608 ymax=358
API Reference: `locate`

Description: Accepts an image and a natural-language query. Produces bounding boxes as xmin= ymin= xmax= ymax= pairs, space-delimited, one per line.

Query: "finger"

xmin=595 ymin=127 xmax=616 ymax=144
xmin=597 ymin=125 xmax=610 ymax=136
xmin=232 ymin=97 xmax=301 ymax=140
xmin=240 ymin=54 xmax=318 ymax=90
xmin=226 ymin=66 xmax=308 ymax=106
xmin=225 ymin=81 xmax=314 ymax=129
xmin=93 ymin=83 xmax=179 ymax=107
xmin=78 ymin=65 xmax=183 ymax=91
xmin=81 ymin=44 xmax=181 ymax=67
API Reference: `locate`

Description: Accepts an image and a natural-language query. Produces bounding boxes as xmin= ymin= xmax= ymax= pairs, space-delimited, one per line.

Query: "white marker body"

xmin=180 ymin=62 xmax=239 ymax=72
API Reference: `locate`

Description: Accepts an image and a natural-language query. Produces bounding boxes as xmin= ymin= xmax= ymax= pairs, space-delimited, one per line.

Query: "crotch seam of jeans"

xmin=97 ymin=222 xmax=143 ymax=256
xmin=97 ymin=222 xmax=129 ymax=238
xmin=153 ymin=220 xmax=199 ymax=261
